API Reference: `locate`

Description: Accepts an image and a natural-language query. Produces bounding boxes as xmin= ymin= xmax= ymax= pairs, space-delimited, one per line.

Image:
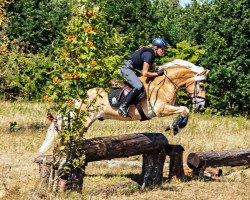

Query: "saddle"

xmin=108 ymin=80 xmax=149 ymax=121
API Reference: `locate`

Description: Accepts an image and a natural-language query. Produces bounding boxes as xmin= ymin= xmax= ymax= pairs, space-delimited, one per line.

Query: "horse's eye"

xmin=199 ymin=84 xmax=205 ymax=90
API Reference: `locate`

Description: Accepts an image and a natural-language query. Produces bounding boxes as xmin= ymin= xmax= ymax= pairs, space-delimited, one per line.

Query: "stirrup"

xmin=118 ymin=106 xmax=129 ymax=117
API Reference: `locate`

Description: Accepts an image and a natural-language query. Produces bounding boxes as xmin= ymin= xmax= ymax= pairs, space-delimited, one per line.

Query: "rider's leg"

xmin=118 ymin=88 xmax=140 ymax=117
xmin=118 ymin=67 xmax=144 ymax=117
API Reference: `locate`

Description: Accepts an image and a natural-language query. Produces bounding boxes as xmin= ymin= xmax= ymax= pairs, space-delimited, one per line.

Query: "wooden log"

xmin=166 ymin=144 xmax=185 ymax=179
xmin=81 ymin=132 xmax=168 ymax=162
xmin=187 ymin=149 xmax=250 ymax=172
xmin=35 ymin=133 xmax=168 ymax=165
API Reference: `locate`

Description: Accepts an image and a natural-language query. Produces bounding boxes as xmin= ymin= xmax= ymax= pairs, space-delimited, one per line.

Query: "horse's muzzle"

xmin=192 ymin=97 xmax=206 ymax=112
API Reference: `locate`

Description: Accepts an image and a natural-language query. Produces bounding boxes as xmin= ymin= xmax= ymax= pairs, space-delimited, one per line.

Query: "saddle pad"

xmin=108 ymin=88 xmax=127 ymax=107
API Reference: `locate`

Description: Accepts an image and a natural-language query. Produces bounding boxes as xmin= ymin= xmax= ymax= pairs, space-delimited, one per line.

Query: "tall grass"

xmin=0 ymin=101 xmax=249 ymax=200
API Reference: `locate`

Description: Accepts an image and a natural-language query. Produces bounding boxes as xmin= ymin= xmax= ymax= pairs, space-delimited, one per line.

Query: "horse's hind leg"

xmin=81 ymin=110 xmax=106 ymax=129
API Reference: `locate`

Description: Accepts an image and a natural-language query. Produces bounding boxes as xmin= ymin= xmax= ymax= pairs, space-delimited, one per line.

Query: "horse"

xmin=38 ymin=59 xmax=209 ymax=153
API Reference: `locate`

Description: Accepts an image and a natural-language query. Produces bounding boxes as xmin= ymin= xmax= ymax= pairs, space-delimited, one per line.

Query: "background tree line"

xmin=0 ymin=0 xmax=249 ymax=117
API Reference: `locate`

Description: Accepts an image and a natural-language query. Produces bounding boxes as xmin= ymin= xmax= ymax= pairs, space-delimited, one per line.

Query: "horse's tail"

xmin=47 ymin=109 xmax=55 ymax=122
xmin=38 ymin=122 xmax=59 ymax=153
xmin=38 ymin=110 xmax=62 ymax=153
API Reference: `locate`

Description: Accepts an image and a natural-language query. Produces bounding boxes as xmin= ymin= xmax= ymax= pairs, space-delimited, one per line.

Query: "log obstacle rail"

xmin=187 ymin=149 xmax=250 ymax=176
xmin=35 ymin=132 xmax=185 ymax=193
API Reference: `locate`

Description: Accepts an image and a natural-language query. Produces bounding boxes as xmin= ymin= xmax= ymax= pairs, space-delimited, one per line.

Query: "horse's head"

xmin=185 ymin=69 xmax=209 ymax=112
xmin=160 ymin=59 xmax=209 ymax=112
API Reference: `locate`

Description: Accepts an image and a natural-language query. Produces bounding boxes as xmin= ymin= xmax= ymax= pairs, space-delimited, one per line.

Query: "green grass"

xmin=0 ymin=101 xmax=249 ymax=199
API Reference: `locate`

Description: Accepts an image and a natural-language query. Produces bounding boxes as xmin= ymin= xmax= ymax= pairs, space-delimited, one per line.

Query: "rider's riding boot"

xmin=118 ymin=88 xmax=140 ymax=117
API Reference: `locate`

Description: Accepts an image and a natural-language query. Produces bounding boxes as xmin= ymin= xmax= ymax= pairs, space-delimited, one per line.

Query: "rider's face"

xmin=156 ymin=47 xmax=165 ymax=57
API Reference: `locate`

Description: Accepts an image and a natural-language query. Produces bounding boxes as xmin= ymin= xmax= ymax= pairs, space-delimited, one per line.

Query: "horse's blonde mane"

xmin=160 ymin=59 xmax=205 ymax=74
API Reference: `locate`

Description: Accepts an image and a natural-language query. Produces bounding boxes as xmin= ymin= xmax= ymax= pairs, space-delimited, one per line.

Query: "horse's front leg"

xmin=155 ymin=104 xmax=190 ymax=135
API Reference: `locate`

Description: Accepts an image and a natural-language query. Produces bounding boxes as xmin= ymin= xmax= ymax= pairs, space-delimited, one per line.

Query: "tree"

xmin=199 ymin=0 xmax=250 ymax=116
xmin=101 ymin=0 xmax=159 ymax=51
xmin=170 ymin=0 xmax=249 ymax=116
xmin=39 ymin=0 xmax=126 ymax=188
xmin=0 ymin=0 xmax=10 ymax=55
xmin=6 ymin=0 xmax=72 ymax=54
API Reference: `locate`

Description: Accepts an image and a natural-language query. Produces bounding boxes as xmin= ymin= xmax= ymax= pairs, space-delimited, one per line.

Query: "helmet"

xmin=152 ymin=38 xmax=167 ymax=50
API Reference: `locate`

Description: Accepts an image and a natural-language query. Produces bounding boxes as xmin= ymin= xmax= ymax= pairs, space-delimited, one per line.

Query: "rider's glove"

xmin=156 ymin=69 xmax=164 ymax=76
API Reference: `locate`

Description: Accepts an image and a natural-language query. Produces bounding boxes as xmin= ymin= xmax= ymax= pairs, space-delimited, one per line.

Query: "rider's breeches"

xmin=118 ymin=64 xmax=144 ymax=92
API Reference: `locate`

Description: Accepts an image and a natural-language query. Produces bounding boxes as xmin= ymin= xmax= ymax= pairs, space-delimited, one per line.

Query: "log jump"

xmin=35 ymin=132 xmax=185 ymax=192
xmin=187 ymin=149 xmax=250 ymax=176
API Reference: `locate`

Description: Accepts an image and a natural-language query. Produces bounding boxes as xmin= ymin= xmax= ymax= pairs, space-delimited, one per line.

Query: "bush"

xmin=0 ymin=53 xmax=53 ymax=100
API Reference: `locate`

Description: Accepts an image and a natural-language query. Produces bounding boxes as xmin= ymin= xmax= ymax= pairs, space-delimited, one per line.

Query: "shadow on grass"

xmin=86 ymin=172 xmax=142 ymax=185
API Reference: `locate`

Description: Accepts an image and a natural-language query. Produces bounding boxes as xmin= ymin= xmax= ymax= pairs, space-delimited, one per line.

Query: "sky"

xmin=179 ymin=0 xmax=192 ymax=7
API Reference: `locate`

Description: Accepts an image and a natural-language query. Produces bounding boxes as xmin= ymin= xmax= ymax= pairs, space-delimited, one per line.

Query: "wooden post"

xmin=187 ymin=149 xmax=250 ymax=176
xmin=165 ymin=144 xmax=185 ymax=180
xmin=34 ymin=155 xmax=53 ymax=188
xmin=141 ymin=148 xmax=166 ymax=189
xmin=61 ymin=166 xmax=85 ymax=193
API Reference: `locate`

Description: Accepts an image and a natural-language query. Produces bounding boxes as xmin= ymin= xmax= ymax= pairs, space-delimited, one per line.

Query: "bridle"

xmin=147 ymin=72 xmax=206 ymax=109
xmin=164 ymin=72 xmax=206 ymax=104
xmin=186 ymin=80 xmax=206 ymax=104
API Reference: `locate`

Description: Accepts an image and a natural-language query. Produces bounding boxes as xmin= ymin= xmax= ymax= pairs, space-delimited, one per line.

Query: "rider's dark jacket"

xmin=125 ymin=47 xmax=156 ymax=70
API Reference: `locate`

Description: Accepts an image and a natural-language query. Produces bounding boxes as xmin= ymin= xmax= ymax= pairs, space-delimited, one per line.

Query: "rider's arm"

xmin=142 ymin=62 xmax=159 ymax=77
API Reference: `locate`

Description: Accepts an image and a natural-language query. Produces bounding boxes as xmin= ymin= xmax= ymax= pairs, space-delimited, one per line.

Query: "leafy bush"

xmin=0 ymin=53 xmax=53 ymax=100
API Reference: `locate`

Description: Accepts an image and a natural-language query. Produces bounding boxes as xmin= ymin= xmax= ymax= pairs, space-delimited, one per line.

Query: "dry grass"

xmin=0 ymin=101 xmax=249 ymax=200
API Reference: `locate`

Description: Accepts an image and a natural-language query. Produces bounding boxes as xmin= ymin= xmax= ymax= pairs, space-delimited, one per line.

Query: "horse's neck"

xmin=166 ymin=67 xmax=196 ymax=87
xmin=140 ymin=67 xmax=195 ymax=104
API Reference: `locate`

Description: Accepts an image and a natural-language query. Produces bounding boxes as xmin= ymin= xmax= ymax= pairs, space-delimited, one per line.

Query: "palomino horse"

xmin=38 ymin=59 xmax=209 ymax=153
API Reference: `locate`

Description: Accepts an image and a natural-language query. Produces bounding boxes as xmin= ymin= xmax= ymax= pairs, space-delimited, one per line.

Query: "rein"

xmin=147 ymin=74 xmax=167 ymax=108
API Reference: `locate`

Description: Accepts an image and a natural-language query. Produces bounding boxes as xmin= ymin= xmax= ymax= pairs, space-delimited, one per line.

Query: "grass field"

xmin=0 ymin=101 xmax=249 ymax=200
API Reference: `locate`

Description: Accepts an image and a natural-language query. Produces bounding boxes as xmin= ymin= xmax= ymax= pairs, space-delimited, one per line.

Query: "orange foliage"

xmin=85 ymin=26 xmax=94 ymax=32
xmin=44 ymin=95 xmax=53 ymax=102
xmin=87 ymin=10 xmax=93 ymax=18
xmin=92 ymin=60 xmax=97 ymax=67
xmin=52 ymin=78 xmax=61 ymax=84
xmin=87 ymin=41 xmax=94 ymax=47
xmin=66 ymin=100 xmax=72 ymax=107
xmin=68 ymin=35 xmax=73 ymax=40
xmin=64 ymin=73 xmax=73 ymax=79
xmin=74 ymin=74 xmax=80 ymax=79
xmin=62 ymin=49 xmax=70 ymax=57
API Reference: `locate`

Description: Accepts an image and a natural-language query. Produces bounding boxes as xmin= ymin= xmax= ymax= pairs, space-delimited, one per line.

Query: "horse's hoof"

xmin=165 ymin=122 xmax=173 ymax=131
xmin=165 ymin=125 xmax=171 ymax=131
xmin=173 ymin=126 xmax=180 ymax=135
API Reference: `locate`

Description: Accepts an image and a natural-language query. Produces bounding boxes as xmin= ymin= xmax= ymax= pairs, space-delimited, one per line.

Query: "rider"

xmin=118 ymin=37 xmax=166 ymax=117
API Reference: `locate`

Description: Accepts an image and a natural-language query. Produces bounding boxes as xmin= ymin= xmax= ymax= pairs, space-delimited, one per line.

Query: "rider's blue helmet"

xmin=152 ymin=37 xmax=167 ymax=50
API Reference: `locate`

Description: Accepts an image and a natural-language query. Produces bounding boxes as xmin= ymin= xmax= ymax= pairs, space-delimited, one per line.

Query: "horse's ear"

xmin=200 ymin=69 xmax=210 ymax=75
